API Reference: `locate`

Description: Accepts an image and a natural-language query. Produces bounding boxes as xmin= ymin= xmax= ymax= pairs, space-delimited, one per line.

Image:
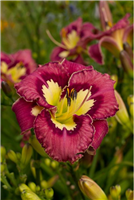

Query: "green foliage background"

xmin=1 ymin=1 xmax=133 ymax=200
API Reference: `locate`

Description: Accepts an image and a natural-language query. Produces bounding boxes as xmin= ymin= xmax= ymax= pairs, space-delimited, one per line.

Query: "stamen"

xmin=67 ymin=96 xmax=71 ymax=107
xmin=70 ymin=89 xmax=77 ymax=100
xmin=59 ymin=58 xmax=66 ymax=65
xmin=46 ymin=30 xmax=67 ymax=49
xmin=66 ymin=88 xmax=70 ymax=98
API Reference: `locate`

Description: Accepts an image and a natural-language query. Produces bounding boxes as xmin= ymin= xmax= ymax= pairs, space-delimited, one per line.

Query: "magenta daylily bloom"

xmin=49 ymin=17 xmax=99 ymax=65
xmin=89 ymin=9 xmax=133 ymax=64
xmin=1 ymin=49 xmax=37 ymax=84
xmin=12 ymin=59 xmax=118 ymax=163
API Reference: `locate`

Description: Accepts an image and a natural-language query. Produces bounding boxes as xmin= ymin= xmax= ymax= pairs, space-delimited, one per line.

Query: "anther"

xmin=67 ymin=97 xmax=71 ymax=107
xmin=71 ymin=89 xmax=77 ymax=100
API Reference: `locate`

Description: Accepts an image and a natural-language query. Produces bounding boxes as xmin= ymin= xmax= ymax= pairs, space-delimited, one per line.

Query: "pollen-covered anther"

xmin=66 ymin=88 xmax=77 ymax=106
xmin=71 ymin=88 xmax=77 ymax=100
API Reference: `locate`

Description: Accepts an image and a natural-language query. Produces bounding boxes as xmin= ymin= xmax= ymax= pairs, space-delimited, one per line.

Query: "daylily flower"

xmin=12 ymin=59 xmax=118 ymax=163
xmin=48 ymin=17 xmax=99 ymax=65
xmin=88 ymin=1 xmax=133 ymax=65
xmin=1 ymin=49 xmax=37 ymax=85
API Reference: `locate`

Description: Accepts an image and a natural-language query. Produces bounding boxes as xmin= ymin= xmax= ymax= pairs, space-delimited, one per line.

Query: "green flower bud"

xmin=78 ymin=175 xmax=108 ymax=200
xmin=120 ymin=50 xmax=133 ymax=78
xmin=126 ymin=189 xmax=134 ymax=200
xmin=45 ymin=188 xmax=54 ymax=199
xmin=36 ymin=185 xmax=40 ymax=192
xmin=1 ymin=81 xmax=12 ymax=97
xmin=16 ymin=152 xmax=21 ymax=161
xmin=21 ymin=143 xmax=33 ymax=166
xmin=2 ymin=185 xmax=8 ymax=190
xmin=114 ymin=90 xmax=132 ymax=131
xmin=127 ymin=95 xmax=134 ymax=106
xmin=29 ymin=135 xmax=47 ymax=157
xmin=1 ymin=163 xmax=5 ymax=173
xmin=111 ymin=75 xmax=118 ymax=89
xmin=47 ymin=175 xmax=59 ymax=188
xmin=19 ymin=183 xmax=41 ymax=200
xmin=110 ymin=185 xmax=121 ymax=200
xmin=51 ymin=160 xmax=59 ymax=169
xmin=44 ymin=158 xmax=51 ymax=166
xmin=28 ymin=182 xmax=36 ymax=192
xmin=127 ymin=95 xmax=134 ymax=118
xmin=7 ymin=150 xmax=18 ymax=163
xmin=41 ymin=180 xmax=48 ymax=189
xmin=123 ymin=42 xmax=133 ymax=60
xmin=1 ymin=146 xmax=6 ymax=161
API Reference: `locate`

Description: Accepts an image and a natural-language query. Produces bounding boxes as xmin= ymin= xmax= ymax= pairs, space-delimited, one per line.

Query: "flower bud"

xmin=21 ymin=143 xmax=33 ymax=166
xmin=3 ymin=185 xmax=8 ymax=190
xmin=47 ymin=175 xmax=59 ymax=188
xmin=28 ymin=182 xmax=36 ymax=192
xmin=19 ymin=183 xmax=41 ymax=200
xmin=110 ymin=185 xmax=121 ymax=199
xmin=126 ymin=189 xmax=133 ymax=200
xmin=119 ymin=50 xmax=133 ymax=78
xmin=41 ymin=180 xmax=48 ymax=189
xmin=78 ymin=175 xmax=108 ymax=200
xmin=127 ymin=95 xmax=134 ymax=118
xmin=123 ymin=42 xmax=133 ymax=60
xmin=7 ymin=150 xmax=18 ymax=163
xmin=1 ymin=81 xmax=12 ymax=97
xmin=16 ymin=152 xmax=21 ymax=161
xmin=29 ymin=135 xmax=47 ymax=157
xmin=44 ymin=158 xmax=51 ymax=166
xmin=114 ymin=90 xmax=132 ymax=131
xmin=1 ymin=163 xmax=5 ymax=173
xmin=111 ymin=75 xmax=118 ymax=89
xmin=51 ymin=160 xmax=59 ymax=169
xmin=0 ymin=146 xmax=6 ymax=162
xmin=99 ymin=1 xmax=113 ymax=31
xmin=45 ymin=188 xmax=54 ymax=199
xmin=36 ymin=185 xmax=40 ymax=192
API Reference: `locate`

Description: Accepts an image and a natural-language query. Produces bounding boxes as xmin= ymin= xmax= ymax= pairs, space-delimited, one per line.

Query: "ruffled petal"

xmin=12 ymin=98 xmax=38 ymax=133
xmin=61 ymin=59 xmax=93 ymax=75
xmin=91 ymin=120 xmax=108 ymax=150
xmin=96 ymin=13 xmax=131 ymax=40
xmin=80 ymin=22 xmax=100 ymax=44
xmin=69 ymin=69 xmax=118 ymax=120
xmin=15 ymin=61 xmax=72 ymax=107
xmin=50 ymin=46 xmax=66 ymax=62
xmin=60 ymin=17 xmax=82 ymax=36
xmin=1 ymin=52 xmax=12 ymax=65
xmin=34 ymin=109 xmax=94 ymax=163
xmin=88 ymin=36 xmax=121 ymax=64
xmin=11 ymin=49 xmax=37 ymax=74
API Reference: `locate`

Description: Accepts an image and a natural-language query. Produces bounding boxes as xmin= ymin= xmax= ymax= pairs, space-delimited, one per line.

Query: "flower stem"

xmin=1 ymin=174 xmax=12 ymax=191
xmin=69 ymin=164 xmax=86 ymax=200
